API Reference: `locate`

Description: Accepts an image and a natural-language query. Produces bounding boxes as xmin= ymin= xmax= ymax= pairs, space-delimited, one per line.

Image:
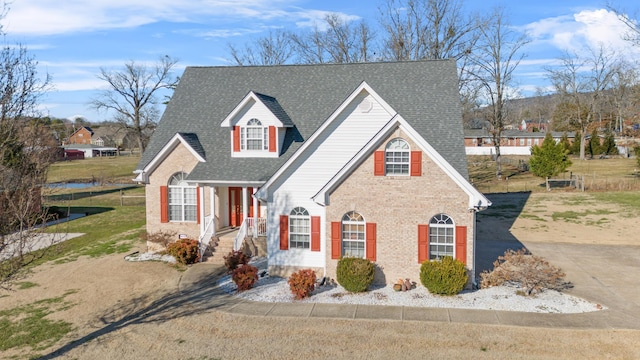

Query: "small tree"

xmin=600 ymin=131 xmax=619 ymax=156
xmin=558 ymin=132 xmax=571 ymax=154
xmin=569 ymin=132 xmax=581 ymax=155
xmin=586 ymin=128 xmax=601 ymax=158
xmin=529 ymin=133 xmax=572 ymax=178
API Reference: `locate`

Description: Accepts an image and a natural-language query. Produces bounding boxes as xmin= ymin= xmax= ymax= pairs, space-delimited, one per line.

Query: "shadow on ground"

xmin=38 ymin=265 xmax=228 ymax=359
xmin=475 ymin=192 xmax=531 ymax=277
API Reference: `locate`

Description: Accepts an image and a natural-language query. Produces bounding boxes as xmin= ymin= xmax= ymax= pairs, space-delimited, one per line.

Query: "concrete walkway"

xmin=177 ymin=256 xmax=640 ymax=330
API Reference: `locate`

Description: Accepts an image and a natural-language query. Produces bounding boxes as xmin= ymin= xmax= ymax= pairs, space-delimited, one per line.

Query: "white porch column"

xmin=252 ymin=187 xmax=258 ymax=238
xmin=242 ymin=186 xmax=248 ymax=224
xmin=198 ymin=184 xmax=205 ymax=235
xmin=210 ymin=186 xmax=216 ymax=237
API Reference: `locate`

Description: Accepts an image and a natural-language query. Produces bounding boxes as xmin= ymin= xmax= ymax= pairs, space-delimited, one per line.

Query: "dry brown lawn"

xmin=2 ymin=191 xmax=640 ymax=359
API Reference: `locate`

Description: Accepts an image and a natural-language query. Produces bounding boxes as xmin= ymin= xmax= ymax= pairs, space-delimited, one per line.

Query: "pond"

xmin=46 ymin=182 xmax=131 ymax=189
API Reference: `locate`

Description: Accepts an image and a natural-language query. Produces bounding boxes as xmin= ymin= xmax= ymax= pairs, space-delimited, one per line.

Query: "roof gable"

xmin=311 ymin=116 xmax=490 ymax=209
xmin=220 ymin=91 xmax=294 ymax=128
xmin=134 ymin=132 xmax=205 ymax=182
xmin=254 ymin=81 xmax=395 ymax=199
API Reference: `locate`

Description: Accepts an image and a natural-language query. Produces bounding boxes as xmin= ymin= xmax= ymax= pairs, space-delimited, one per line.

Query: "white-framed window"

xmin=527 ymin=138 xmax=532 ymax=146
xmin=385 ymin=138 xmax=410 ymax=175
xmin=342 ymin=211 xmax=365 ymax=258
xmin=429 ymin=214 xmax=454 ymax=260
xmin=168 ymin=172 xmax=197 ymax=222
xmin=534 ymin=139 xmax=539 ymax=145
xmin=241 ymin=118 xmax=269 ymax=151
xmin=519 ymin=138 xmax=525 ymax=146
xmin=289 ymin=207 xmax=310 ymax=249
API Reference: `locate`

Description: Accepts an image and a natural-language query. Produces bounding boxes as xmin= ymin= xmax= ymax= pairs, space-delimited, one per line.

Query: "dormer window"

xmin=223 ymin=91 xmax=294 ymax=158
xmin=242 ymin=119 xmax=269 ymax=151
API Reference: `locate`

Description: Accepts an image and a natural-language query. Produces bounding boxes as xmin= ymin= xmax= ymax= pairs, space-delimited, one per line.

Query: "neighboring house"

xmin=135 ymin=61 xmax=491 ymax=285
xmin=62 ymin=144 xmax=118 ymax=158
xmin=91 ymin=125 xmax=130 ymax=148
xmin=520 ymin=119 xmax=548 ymax=132
xmin=66 ymin=126 xmax=94 ymax=145
xmin=465 ymin=130 xmax=575 ymax=155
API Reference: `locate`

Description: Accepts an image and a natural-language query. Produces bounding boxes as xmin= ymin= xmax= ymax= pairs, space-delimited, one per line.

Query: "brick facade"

xmin=325 ymin=128 xmax=475 ymax=285
xmin=146 ymin=142 xmax=202 ymax=248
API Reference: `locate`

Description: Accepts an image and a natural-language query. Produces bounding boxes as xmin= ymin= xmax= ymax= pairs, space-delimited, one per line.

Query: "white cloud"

xmin=1 ymin=0 xmax=356 ymax=36
xmin=523 ymin=9 xmax=639 ymax=56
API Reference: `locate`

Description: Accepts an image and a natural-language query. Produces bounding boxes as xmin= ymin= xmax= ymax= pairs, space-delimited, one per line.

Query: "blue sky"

xmin=2 ymin=0 xmax=638 ymax=122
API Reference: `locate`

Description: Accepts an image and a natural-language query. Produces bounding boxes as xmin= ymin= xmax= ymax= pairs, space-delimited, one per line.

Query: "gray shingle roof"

xmin=254 ymin=93 xmax=294 ymax=127
xmin=138 ymin=60 xmax=469 ymax=182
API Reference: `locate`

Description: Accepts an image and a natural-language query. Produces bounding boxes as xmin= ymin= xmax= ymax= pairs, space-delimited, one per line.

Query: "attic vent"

xmin=358 ymin=98 xmax=373 ymax=113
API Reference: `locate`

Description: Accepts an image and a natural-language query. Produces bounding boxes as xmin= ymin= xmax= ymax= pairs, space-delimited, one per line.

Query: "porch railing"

xmin=247 ymin=217 xmax=267 ymax=237
xmin=234 ymin=217 xmax=266 ymax=251
xmin=198 ymin=215 xmax=215 ymax=262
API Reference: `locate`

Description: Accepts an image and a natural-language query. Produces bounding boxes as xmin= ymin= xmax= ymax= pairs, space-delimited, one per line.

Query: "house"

xmin=135 ymin=61 xmax=491 ymax=285
xmin=465 ymin=129 xmax=575 ymax=155
xmin=66 ymin=126 xmax=94 ymax=145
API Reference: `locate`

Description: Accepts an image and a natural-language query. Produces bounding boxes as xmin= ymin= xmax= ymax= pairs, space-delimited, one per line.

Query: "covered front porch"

xmin=196 ymin=184 xmax=267 ymax=255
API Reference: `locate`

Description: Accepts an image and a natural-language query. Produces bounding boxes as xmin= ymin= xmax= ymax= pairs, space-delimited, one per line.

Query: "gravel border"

xmin=218 ymin=258 xmax=604 ymax=314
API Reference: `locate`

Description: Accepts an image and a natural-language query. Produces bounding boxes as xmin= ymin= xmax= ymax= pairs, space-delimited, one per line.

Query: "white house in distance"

xmin=134 ymin=61 xmax=491 ymax=284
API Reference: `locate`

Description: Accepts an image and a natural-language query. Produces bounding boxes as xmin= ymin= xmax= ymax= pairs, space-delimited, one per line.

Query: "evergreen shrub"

xmin=336 ymin=257 xmax=375 ymax=293
xmin=419 ymin=256 xmax=468 ymax=296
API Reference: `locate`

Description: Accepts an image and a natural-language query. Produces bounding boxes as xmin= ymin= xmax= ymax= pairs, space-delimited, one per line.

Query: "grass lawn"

xmin=469 ymin=156 xmax=640 ymax=193
xmin=47 ymin=155 xmax=141 ymax=184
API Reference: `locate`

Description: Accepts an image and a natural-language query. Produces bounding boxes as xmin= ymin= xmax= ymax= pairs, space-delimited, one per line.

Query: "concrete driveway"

xmin=524 ymin=241 xmax=640 ymax=329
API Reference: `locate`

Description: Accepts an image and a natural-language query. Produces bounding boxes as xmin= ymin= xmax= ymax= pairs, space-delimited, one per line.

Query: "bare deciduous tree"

xmin=546 ymin=46 xmax=619 ymax=160
xmin=378 ymin=0 xmax=482 ymax=122
xmin=0 ymin=38 xmax=57 ymax=289
xmin=292 ymin=13 xmax=376 ymax=64
xmin=608 ymin=4 xmax=640 ymax=46
xmin=91 ymin=56 xmax=179 ymax=153
xmin=467 ymin=7 xmax=530 ymax=179
xmin=228 ymin=29 xmax=295 ymax=66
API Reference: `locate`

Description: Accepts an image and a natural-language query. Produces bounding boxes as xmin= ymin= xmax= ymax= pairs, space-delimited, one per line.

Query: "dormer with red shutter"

xmin=221 ymin=91 xmax=294 ymax=158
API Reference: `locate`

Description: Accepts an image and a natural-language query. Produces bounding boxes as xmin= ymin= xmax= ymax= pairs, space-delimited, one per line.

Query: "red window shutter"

xmin=196 ymin=187 xmax=201 ymax=224
xmin=160 ymin=186 xmax=169 ymax=223
xmin=331 ymin=222 xmax=341 ymax=259
xmin=365 ymin=223 xmax=376 ymax=261
xmin=279 ymin=215 xmax=289 ymax=250
xmin=268 ymin=126 xmax=277 ymax=152
xmin=410 ymin=151 xmax=422 ymax=176
xmin=374 ymin=151 xmax=385 ymax=176
xmin=311 ymin=216 xmax=321 ymax=251
xmin=455 ymin=226 xmax=467 ymax=264
xmin=233 ymin=126 xmax=240 ymax=152
xmin=418 ymin=224 xmax=429 ymax=263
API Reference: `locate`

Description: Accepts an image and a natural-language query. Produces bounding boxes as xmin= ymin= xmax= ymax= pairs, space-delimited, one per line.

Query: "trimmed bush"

xmin=288 ymin=269 xmax=317 ymax=299
xmin=166 ymin=238 xmax=200 ymax=265
xmin=223 ymin=250 xmax=251 ymax=273
xmin=336 ymin=257 xmax=375 ymax=293
xmin=232 ymin=264 xmax=259 ymax=292
xmin=419 ymin=256 xmax=468 ymax=296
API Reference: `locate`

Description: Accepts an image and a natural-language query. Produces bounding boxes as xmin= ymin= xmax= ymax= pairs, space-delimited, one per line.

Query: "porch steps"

xmin=202 ymin=228 xmax=238 ymax=264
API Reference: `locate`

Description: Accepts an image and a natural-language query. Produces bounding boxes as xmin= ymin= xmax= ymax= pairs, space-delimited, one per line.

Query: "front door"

xmin=228 ymin=187 xmax=259 ymax=227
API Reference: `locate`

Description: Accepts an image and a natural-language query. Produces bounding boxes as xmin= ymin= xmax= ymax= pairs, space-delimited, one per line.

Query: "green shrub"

xmin=223 ymin=250 xmax=251 ymax=273
xmin=288 ymin=269 xmax=317 ymax=299
xmin=336 ymin=257 xmax=375 ymax=293
xmin=419 ymin=256 xmax=468 ymax=296
xmin=166 ymin=238 xmax=200 ymax=265
xmin=232 ymin=264 xmax=259 ymax=292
